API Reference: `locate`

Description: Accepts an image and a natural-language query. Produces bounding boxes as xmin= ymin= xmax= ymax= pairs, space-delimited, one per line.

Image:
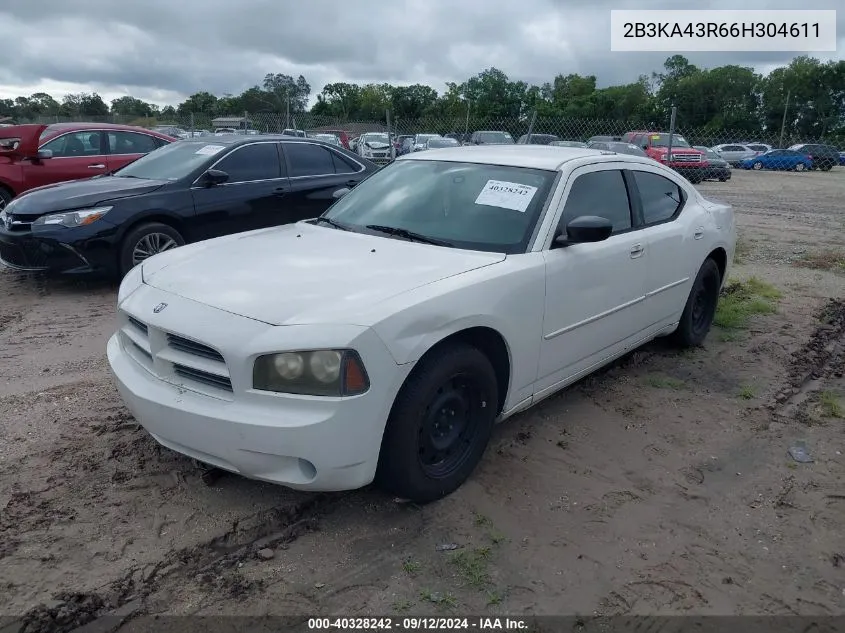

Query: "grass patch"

xmin=738 ymin=385 xmax=756 ymax=400
xmin=473 ymin=512 xmax=492 ymax=527
xmin=819 ymin=391 xmax=844 ymax=418
xmin=392 ymin=599 xmax=414 ymax=612
xmin=403 ymin=559 xmax=422 ymax=574
xmin=486 ymin=590 xmax=504 ymax=606
xmin=794 ymin=250 xmax=845 ymax=272
xmin=645 ymin=374 xmax=686 ymax=390
xmin=715 ymin=277 xmax=781 ymax=331
xmin=734 ymin=235 xmax=752 ymax=264
xmin=450 ymin=547 xmax=492 ymax=587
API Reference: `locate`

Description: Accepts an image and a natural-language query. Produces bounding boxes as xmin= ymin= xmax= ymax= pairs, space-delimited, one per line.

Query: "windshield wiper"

xmin=365 ymin=224 xmax=453 ymax=247
xmin=312 ymin=216 xmax=350 ymax=231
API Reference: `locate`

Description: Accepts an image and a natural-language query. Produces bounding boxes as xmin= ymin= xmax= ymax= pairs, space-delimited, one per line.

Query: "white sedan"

xmin=356 ymin=132 xmax=394 ymax=163
xmin=108 ymin=146 xmax=736 ymax=503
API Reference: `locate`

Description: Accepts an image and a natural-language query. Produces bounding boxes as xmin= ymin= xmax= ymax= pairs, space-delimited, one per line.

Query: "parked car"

xmin=0 ymin=123 xmax=176 ymax=209
xmin=839 ymin=151 xmax=845 ymax=166
xmin=469 ymin=130 xmax=515 ymax=145
xmin=394 ymin=135 xmax=415 ymax=155
xmin=620 ymin=131 xmax=650 ymax=143
xmin=423 ymin=137 xmax=461 ymax=150
xmin=626 ymin=131 xmax=708 ymax=184
xmin=587 ymin=141 xmax=648 ymax=157
xmin=309 ymin=129 xmax=352 ymax=150
xmin=400 ymin=137 xmax=415 ymax=155
xmin=739 ymin=149 xmax=813 ymax=171
xmin=550 ymin=141 xmax=588 ymax=148
xmin=444 ymin=132 xmax=470 ymax=145
xmin=787 ymin=144 xmax=839 ymax=171
xmin=281 ymin=129 xmax=307 ymax=138
xmin=214 ymin=128 xmax=238 ymax=135
xmin=588 ymin=135 xmax=622 ymax=143
xmin=0 ymin=136 xmax=378 ymax=277
xmin=108 ymin=145 xmax=735 ymax=503
xmin=695 ymin=146 xmax=731 ymax=182
xmin=710 ymin=143 xmax=758 ymax=166
xmin=517 ymin=134 xmax=559 ymax=145
xmin=152 ymin=126 xmax=190 ymax=139
xmin=357 ymin=132 xmax=394 ymax=163
xmin=745 ymin=143 xmax=772 ymax=154
xmin=411 ymin=133 xmax=442 ymax=152
xmin=308 ymin=132 xmax=342 ymax=146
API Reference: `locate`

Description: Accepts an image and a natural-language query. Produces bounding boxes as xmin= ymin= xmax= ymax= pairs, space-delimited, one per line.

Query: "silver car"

xmin=711 ymin=144 xmax=758 ymax=165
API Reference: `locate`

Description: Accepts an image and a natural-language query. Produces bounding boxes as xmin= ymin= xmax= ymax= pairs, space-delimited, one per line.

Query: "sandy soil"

xmin=1 ymin=168 xmax=844 ymax=630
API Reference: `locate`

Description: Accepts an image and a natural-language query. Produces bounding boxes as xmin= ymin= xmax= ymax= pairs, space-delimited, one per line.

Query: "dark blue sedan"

xmin=839 ymin=151 xmax=845 ymax=166
xmin=740 ymin=149 xmax=813 ymax=172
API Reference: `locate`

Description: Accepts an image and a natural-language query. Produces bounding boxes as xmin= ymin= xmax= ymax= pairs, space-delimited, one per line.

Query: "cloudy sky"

xmin=0 ymin=0 xmax=841 ymax=107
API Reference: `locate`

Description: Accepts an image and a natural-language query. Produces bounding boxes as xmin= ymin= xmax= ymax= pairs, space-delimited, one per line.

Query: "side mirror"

xmin=36 ymin=149 xmax=53 ymax=160
xmin=333 ymin=187 xmax=350 ymax=199
xmin=202 ymin=169 xmax=229 ymax=186
xmin=553 ymin=215 xmax=613 ymax=247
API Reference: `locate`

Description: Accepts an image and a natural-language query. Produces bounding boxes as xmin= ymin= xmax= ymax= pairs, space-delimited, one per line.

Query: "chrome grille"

xmin=120 ymin=311 xmax=232 ymax=398
xmin=670 ymin=153 xmax=702 ymax=163
xmin=166 ymin=333 xmax=225 ymax=362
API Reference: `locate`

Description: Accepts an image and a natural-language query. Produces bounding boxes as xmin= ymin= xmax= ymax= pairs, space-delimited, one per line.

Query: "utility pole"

xmin=526 ymin=110 xmax=537 ymax=143
xmin=779 ymin=89 xmax=791 ymax=149
xmin=667 ymin=106 xmax=677 ymax=161
xmin=463 ymin=99 xmax=470 ymax=139
xmin=286 ymin=95 xmax=290 ymax=130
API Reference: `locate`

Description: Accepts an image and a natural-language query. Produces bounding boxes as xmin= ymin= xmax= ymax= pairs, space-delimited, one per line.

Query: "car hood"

xmin=10 ymin=176 xmax=167 ymax=218
xmin=142 ymin=222 xmax=506 ymax=326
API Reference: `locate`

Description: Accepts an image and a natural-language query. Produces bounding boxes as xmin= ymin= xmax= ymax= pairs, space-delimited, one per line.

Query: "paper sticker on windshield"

xmin=195 ymin=144 xmax=225 ymax=156
xmin=475 ymin=180 xmax=538 ymax=213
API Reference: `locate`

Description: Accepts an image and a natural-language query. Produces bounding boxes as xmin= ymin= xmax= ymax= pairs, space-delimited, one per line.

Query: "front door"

xmin=190 ymin=141 xmax=289 ymax=240
xmin=535 ymin=166 xmax=651 ymax=396
xmin=24 ymin=130 xmax=108 ymax=188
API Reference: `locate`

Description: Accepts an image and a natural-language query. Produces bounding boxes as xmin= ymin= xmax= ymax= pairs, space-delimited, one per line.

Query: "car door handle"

xmin=345 ymin=179 xmax=359 ymax=187
xmin=694 ymin=228 xmax=704 ymax=240
xmin=630 ymin=244 xmax=644 ymax=258
xmin=273 ymin=187 xmax=288 ymax=197
xmin=88 ymin=164 xmax=106 ymax=169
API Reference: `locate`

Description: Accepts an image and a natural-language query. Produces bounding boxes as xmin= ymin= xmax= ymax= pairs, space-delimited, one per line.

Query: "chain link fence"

xmin=12 ymin=110 xmax=844 ymax=149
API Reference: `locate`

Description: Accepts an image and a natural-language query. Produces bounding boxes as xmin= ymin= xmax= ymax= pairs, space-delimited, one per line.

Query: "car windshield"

xmin=427 ymin=139 xmax=460 ymax=148
xmin=477 ymin=132 xmax=514 ymax=144
xmin=648 ymin=134 xmax=691 ymax=148
xmin=112 ymin=140 xmax=225 ymax=180
xmin=363 ymin=133 xmax=389 ymax=143
xmin=322 ymin=159 xmax=556 ymax=254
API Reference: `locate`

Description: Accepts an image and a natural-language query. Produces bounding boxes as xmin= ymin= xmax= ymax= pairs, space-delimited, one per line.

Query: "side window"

xmin=41 ymin=131 xmax=103 ymax=157
xmin=284 ymin=142 xmax=336 ymax=177
xmin=559 ymin=169 xmax=632 ymax=234
xmin=213 ymin=143 xmax=280 ymax=183
xmin=108 ymin=131 xmax=159 ymax=155
xmin=330 ymin=150 xmax=359 ymax=175
xmin=632 ymin=171 xmax=683 ymax=225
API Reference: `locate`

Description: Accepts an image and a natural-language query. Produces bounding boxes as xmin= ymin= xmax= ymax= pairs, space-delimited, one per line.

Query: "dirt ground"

xmin=1 ymin=168 xmax=844 ymax=629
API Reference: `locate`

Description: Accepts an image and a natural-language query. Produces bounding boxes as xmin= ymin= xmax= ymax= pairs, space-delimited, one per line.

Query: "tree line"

xmin=2 ymin=56 xmax=843 ymax=139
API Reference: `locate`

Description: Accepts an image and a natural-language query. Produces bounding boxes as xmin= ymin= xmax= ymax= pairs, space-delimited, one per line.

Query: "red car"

xmin=314 ymin=129 xmax=353 ymax=150
xmin=0 ymin=122 xmax=176 ymax=209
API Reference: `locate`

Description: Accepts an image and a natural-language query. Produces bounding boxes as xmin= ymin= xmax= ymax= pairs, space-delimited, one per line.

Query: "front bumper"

xmin=107 ymin=283 xmax=412 ymax=491
xmin=0 ymin=224 xmax=118 ymax=275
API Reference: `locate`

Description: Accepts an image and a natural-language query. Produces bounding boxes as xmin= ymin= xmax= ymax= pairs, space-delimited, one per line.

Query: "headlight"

xmin=253 ymin=349 xmax=369 ymax=397
xmin=117 ymin=262 xmax=144 ymax=304
xmin=32 ymin=206 xmax=112 ymax=228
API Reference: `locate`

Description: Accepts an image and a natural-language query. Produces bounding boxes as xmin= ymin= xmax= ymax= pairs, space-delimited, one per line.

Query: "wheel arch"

xmin=394 ymin=323 xmax=512 ymax=417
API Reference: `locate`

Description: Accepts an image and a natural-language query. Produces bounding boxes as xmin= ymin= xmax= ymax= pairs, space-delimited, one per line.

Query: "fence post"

xmin=779 ymin=89 xmax=790 ymax=149
xmin=667 ymin=106 xmax=677 ymax=162
xmin=526 ymin=110 xmax=537 ymax=143
xmin=464 ymin=100 xmax=471 ymax=139
xmin=189 ymin=112 xmax=194 ymax=136
xmin=385 ymin=109 xmax=392 ymax=158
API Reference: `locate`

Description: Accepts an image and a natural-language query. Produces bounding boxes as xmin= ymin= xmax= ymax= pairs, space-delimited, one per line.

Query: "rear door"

xmin=280 ymin=141 xmax=367 ymax=221
xmin=190 ymin=141 xmax=288 ymax=239
xmin=25 ymin=130 xmax=108 ymax=188
xmin=106 ymin=130 xmax=167 ymax=171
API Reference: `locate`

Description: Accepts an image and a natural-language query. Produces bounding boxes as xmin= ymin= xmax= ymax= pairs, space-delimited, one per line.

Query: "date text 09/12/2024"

xmin=307 ymin=617 xmax=529 ymax=630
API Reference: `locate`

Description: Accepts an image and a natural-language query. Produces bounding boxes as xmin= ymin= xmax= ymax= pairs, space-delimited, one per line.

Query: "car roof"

xmin=396 ymin=144 xmax=658 ymax=171
xmin=172 ymin=135 xmax=344 ymax=147
xmin=42 ymin=122 xmax=170 ymax=136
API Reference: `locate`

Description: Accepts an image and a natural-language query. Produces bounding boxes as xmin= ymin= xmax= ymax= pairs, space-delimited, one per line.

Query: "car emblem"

xmin=153 ymin=303 xmax=167 ymax=314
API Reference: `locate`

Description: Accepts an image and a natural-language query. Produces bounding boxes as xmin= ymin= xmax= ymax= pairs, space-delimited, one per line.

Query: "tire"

xmin=375 ymin=343 xmax=499 ymax=503
xmin=670 ymin=258 xmax=721 ymax=348
xmin=119 ymin=222 xmax=185 ymax=277
xmin=719 ymin=177 xmax=728 ymax=182
xmin=794 ymin=163 xmax=805 ymax=172
xmin=0 ymin=186 xmax=13 ymax=211
xmin=752 ymin=161 xmax=763 ymax=170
